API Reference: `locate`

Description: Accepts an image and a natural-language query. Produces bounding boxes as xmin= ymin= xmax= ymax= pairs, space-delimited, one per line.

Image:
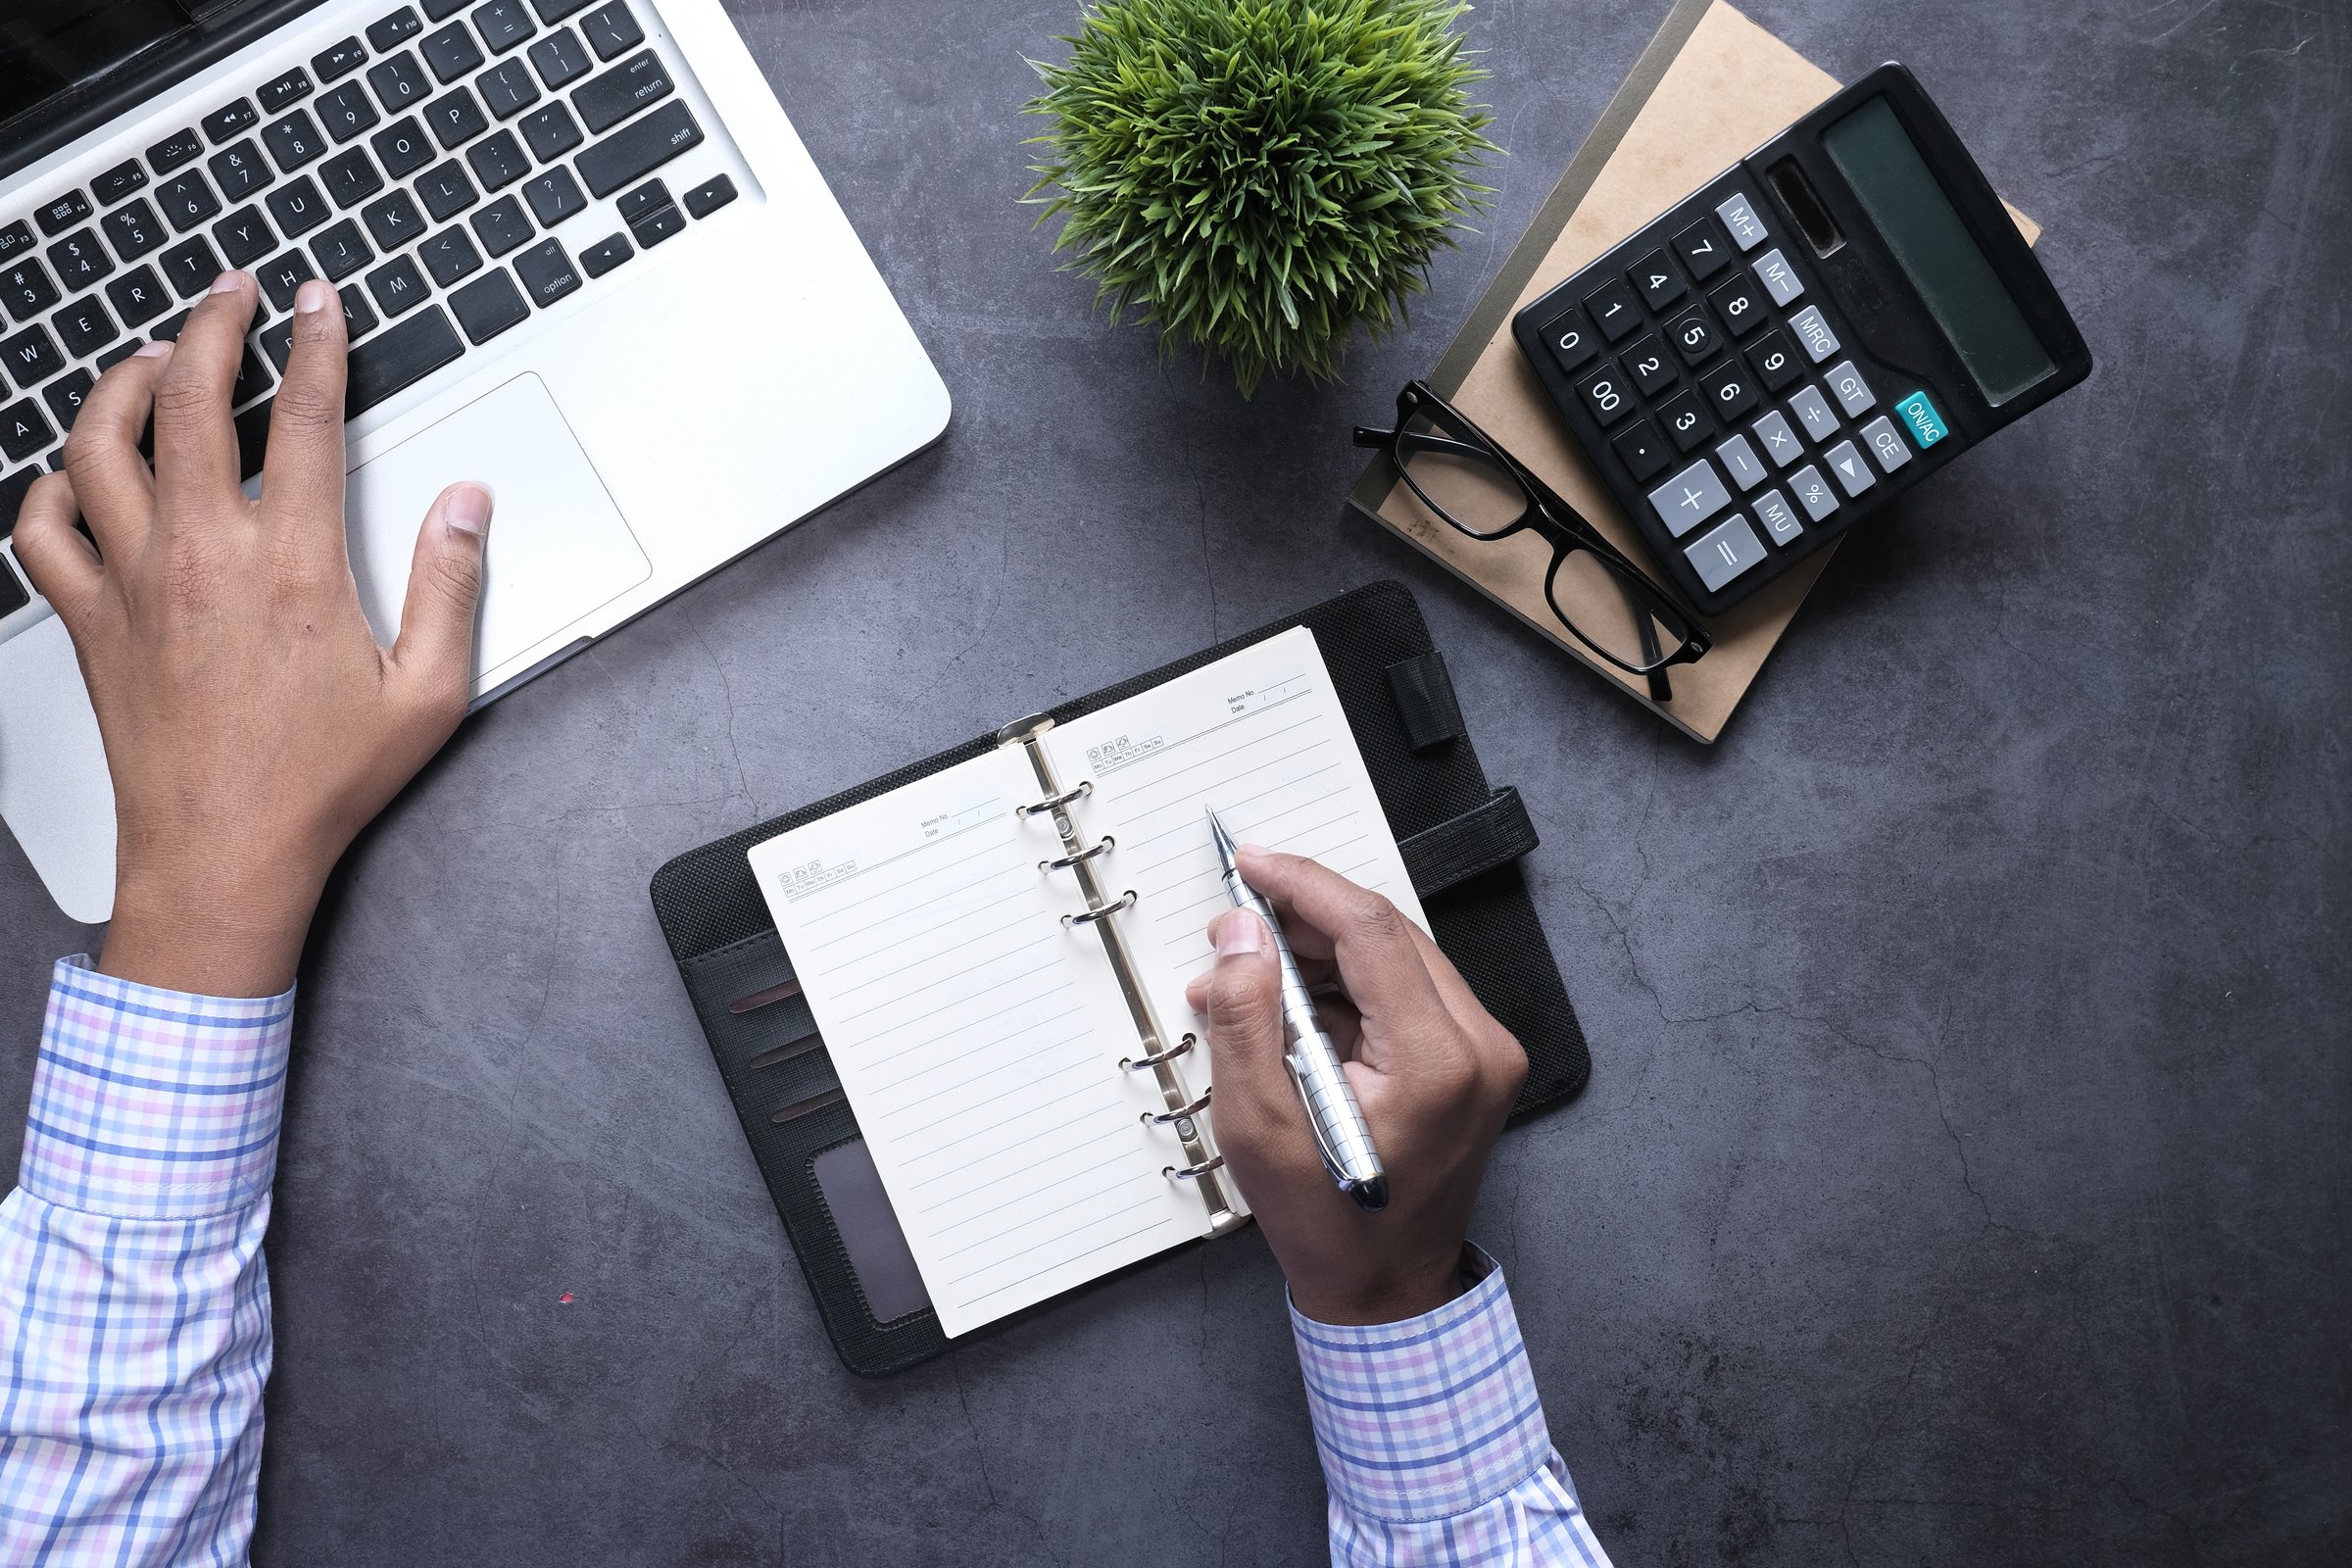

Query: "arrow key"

xmin=1823 ymin=439 xmax=1875 ymax=498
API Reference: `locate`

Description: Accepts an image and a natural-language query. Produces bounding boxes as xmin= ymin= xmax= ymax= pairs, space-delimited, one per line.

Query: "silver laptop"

xmin=0 ymin=0 xmax=949 ymax=922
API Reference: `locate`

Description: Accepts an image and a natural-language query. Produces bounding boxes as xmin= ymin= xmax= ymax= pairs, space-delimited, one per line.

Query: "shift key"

xmin=346 ymin=306 xmax=464 ymax=416
xmin=576 ymin=100 xmax=704 ymax=198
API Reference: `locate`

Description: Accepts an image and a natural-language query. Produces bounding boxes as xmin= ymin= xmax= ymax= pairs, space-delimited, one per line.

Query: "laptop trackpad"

xmin=344 ymin=373 xmax=652 ymax=694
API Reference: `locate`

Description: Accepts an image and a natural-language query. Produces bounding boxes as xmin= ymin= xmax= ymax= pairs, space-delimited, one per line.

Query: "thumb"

xmin=1204 ymin=909 xmax=1289 ymax=1107
xmin=390 ymin=481 xmax=493 ymax=692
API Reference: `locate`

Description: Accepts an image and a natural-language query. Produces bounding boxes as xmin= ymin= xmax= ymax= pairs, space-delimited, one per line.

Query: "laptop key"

xmin=93 ymin=160 xmax=149 ymax=205
xmin=529 ymin=0 xmax=596 ymax=22
xmin=208 ymin=140 xmax=275 ymax=202
xmin=575 ymin=101 xmax=704 ymax=198
xmin=614 ymin=179 xmax=666 ymax=225
xmin=369 ymin=9 xmax=425 ymax=51
xmin=421 ymin=23 xmax=487 ymax=83
xmin=574 ymin=50 xmax=671 ymax=133
xmin=156 ymin=171 xmax=223 ymax=232
xmin=46 ymin=230 xmax=114 ymax=292
xmin=35 ymin=193 xmax=93 ymax=238
xmin=258 ymin=251 xmax=318 ymax=313
xmin=513 ymin=238 xmax=579 ymax=306
xmin=105 ymin=267 xmax=171 ymax=326
xmin=148 ymin=129 xmax=206 ymax=174
xmin=449 ymin=270 xmax=528 ymax=343
xmin=259 ymin=318 xmax=295 ymax=372
xmin=0 ymin=402 xmax=55 ymax=464
xmin=318 ymin=82 xmax=381 ymax=143
xmin=213 ymin=207 xmax=279 ymax=269
xmin=522 ymin=167 xmax=586 ymax=227
xmin=51 ymin=298 xmax=118 ymax=360
xmin=232 ymin=346 xmax=274 ymax=408
xmin=159 ymin=237 xmax=224 ymax=299
xmin=422 ymin=0 xmax=470 ymax=20
xmin=234 ymin=397 xmax=272 ymax=479
xmin=368 ymin=52 xmax=433 ymax=114
xmin=203 ymin=99 xmax=261 ymax=143
xmin=529 ymin=28 xmax=592 ymax=89
xmin=267 ymin=176 xmax=332 ymax=239
xmin=320 ymin=148 xmax=386 ymax=210
xmin=519 ymin=102 xmax=582 ymax=161
xmin=257 ymin=69 xmax=314 ymax=116
xmin=367 ymin=256 xmax=431 ymax=318
xmin=262 ymin=111 xmax=328 ymax=172
xmin=479 ymin=60 xmax=542 ymax=120
xmin=416 ymin=161 xmax=481 ymax=222
xmin=339 ymin=284 xmax=379 ymax=341
xmin=0 ymin=225 xmax=33 ymax=266
xmin=468 ymin=131 xmax=532 ymax=192
xmin=314 ymin=36 xmax=370 ymax=83
xmin=682 ymin=173 xmax=736 ymax=219
xmin=0 ymin=466 xmax=38 ymax=540
xmin=418 ymin=226 xmax=483 ymax=286
xmin=101 ymin=200 xmax=167 ymax=262
xmin=348 ymin=306 xmax=465 ymax=413
xmin=425 ymin=87 xmax=491 ymax=149
xmin=309 ymin=220 xmax=374 ymax=282
xmin=1 ymin=326 xmax=66 ymax=386
xmin=362 ymin=189 xmax=426 ymax=250
xmin=475 ymin=0 xmax=538 ymax=53
xmin=372 ymin=119 xmax=436 ymax=181
xmin=579 ymin=231 xmax=630 ymax=277
xmin=2 ymin=261 xmax=62 ymax=319
xmin=96 ymin=339 xmax=143 ymax=372
xmin=579 ymin=2 xmax=643 ymax=61
xmin=469 ymin=196 xmax=534 ymax=257
xmin=151 ymin=310 xmax=193 ymax=343
xmin=627 ymin=200 xmax=683 ymax=249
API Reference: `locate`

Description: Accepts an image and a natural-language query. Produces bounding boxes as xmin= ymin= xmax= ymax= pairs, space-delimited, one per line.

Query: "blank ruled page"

xmin=749 ymin=750 xmax=1206 ymax=1338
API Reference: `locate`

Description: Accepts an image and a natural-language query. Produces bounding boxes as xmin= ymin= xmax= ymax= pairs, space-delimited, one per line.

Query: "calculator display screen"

xmin=1823 ymin=96 xmax=2056 ymax=407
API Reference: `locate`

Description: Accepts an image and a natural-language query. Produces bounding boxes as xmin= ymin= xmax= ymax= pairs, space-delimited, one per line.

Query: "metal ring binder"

xmin=1060 ymin=890 xmax=1136 ymax=927
xmin=1141 ymin=1091 xmax=1212 ymax=1125
xmin=1039 ymin=836 xmax=1113 ymax=872
xmin=1016 ymin=781 xmax=1093 ymax=816
xmin=1120 ymin=1032 xmax=1195 ymax=1071
xmin=997 ymin=711 xmax=1249 ymax=1238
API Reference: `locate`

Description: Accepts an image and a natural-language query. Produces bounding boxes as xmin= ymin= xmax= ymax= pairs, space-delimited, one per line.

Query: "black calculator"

xmin=1512 ymin=64 xmax=2090 ymax=616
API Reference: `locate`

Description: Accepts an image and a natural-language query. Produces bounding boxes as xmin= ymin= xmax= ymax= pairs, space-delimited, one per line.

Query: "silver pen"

xmin=1206 ymin=808 xmax=1388 ymax=1212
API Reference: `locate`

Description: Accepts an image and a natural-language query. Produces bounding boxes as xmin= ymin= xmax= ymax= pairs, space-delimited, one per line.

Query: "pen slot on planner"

xmin=727 ymin=977 xmax=805 ymax=1014
xmin=770 ymin=1088 xmax=848 ymax=1124
xmin=746 ymin=1035 xmax=825 ymax=1072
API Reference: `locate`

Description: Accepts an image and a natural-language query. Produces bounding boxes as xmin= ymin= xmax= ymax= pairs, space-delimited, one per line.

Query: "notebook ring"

xmin=1164 ymin=1154 xmax=1226 ymax=1181
xmin=1141 ymin=1090 xmax=1212 ymax=1125
xmin=1040 ymin=836 xmax=1114 ymax=872
xmin=1016 ymin=781 xmax=1093 ymax=816
xmin=1120 ymin=1032 xmax=1195 ymax=1071
xmin=1060 ymin=890 xmax=1137 ymax=928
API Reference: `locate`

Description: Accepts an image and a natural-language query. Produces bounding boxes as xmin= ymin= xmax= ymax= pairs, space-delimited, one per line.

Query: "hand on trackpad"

xmin=341 ymin=373 xmax=651 ymax=695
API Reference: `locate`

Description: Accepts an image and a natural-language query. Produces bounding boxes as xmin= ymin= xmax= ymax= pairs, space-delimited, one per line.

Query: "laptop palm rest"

xmin=340 ymin=372 xmax=653 ymax=698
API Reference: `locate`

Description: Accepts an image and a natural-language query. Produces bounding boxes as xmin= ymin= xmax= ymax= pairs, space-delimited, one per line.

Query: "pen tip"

xmin=1204 ymin=807 xmax=1238 ymax=861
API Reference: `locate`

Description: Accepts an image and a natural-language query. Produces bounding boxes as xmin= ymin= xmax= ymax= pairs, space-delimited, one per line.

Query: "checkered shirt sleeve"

xmin=0 ymin=956 xmax=293 ymax=1566
xmin=1292 ymin=1247 xmax=1612 ymax=1566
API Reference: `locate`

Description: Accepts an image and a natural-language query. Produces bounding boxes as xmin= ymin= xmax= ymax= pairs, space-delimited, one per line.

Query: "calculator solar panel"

xmin=1513 ymin=64 xmax=2090 ymax=617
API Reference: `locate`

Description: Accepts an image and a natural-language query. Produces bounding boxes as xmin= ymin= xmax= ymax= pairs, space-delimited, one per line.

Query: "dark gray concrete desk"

xmin=2 ymin=1 xmax=2343 ymax=1562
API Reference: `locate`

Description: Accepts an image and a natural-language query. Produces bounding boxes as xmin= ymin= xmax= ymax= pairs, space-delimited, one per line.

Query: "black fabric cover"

xmin=649 ymin=580 xmax=1590 ymax=1376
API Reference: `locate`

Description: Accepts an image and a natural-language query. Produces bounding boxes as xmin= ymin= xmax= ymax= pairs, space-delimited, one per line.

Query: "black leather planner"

xmin=649 ymin=580 xmax=1590 ymax=1376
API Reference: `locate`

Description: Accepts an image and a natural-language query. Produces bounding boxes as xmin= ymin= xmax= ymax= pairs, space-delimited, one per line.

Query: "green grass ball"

xmin=1023 ymin=0 xmax=1497 ymax=396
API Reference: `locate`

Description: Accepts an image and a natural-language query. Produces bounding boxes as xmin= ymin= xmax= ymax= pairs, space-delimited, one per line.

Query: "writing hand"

xmin=1185 ymin=849 xmax=1526 ymax=1325
xmin=11 ymin=273 xmax=492 ymax=996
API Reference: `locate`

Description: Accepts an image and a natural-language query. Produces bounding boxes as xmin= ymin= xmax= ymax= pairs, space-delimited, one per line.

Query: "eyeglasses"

xmin=1356 ymin=381 xmax=1711 ymax=697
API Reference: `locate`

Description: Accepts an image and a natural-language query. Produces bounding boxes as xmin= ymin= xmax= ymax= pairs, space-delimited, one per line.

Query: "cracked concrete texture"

xmin=0 ymin=0 xmax=2342 ymax=1563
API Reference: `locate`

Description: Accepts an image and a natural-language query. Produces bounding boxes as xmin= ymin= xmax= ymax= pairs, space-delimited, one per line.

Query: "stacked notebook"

xmin=651 ymin=582 xmax=1588 ymax=1374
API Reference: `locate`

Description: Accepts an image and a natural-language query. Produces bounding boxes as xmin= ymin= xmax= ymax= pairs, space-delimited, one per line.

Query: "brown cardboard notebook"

xmin=1348 ymin=0 xmax=2039 ymax=744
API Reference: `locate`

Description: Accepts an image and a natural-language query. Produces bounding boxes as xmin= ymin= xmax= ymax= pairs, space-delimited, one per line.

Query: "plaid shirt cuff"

xmin=1290 ymin=1246 xmax=1553 ymax=1524
xmin=19 ymin=956 xmax=295 ymax=1221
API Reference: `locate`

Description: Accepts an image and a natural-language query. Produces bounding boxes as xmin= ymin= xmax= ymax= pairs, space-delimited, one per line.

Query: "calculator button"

xmin=1576 ymin=365 xmax=1637 ymax=426
xmin=1824 ymin=360 xmax=1876 ymax=417
xmin=1788 ymin=304 xmax=1839 ymax=363
xmin=1627 ymin=249 xmax=1685 ymax=312
xmin=1753 ymin=487 xmax=1802 ymax=545
xmin=1746 ymin=329 xmax=1801 ymax=393
xmin=1787 ymin=383 xmax=1839 ymax=443
xmin=1823 ymin=440 xmax=1875 ymax=497
xmin=1704 ymin=273 xmax=1765 ymax=339
xmin=1858 ymin=416 xmax=1912 ymax=473
xmin=1789 ymin=463 xmax=1839 ymax=521
xmin=1538 ymin=305 xmax=1599 ymax=375
xmin=1621 ymin=333 xmax=1676 ymax=396
xmin=1662 ymin=305 xmax=1718 ymax=366
xmin=1672 ymin=217 xmax=1731 ymax=281
xmin=1647 ymin=458 xmax=1733 ymax=538
xmin=1750 ymin=409 xmax=1803 ymax=468
xmin=1892 ymin=389 xmax=1949 ymax=448
xmin=1697 ymin=360 xmax=1757 ymax=421
xmin=1686 ymin=514 xmax=1766 ymax=591
xmin=1611 ymin=418 xmax=1672 ymax=483
xmin=1582 ymin=276 xmax=1642 ymax=343
xmin=1715 ymin=191 xmax=1768 ymax=251
xmin=1655 ymin=387 xmax=1712 ymax=453
xmin=1714 ymin=434 xmax=1766 ymax=492
xmin=1751 ymin=247 xmax=1802 ymax=307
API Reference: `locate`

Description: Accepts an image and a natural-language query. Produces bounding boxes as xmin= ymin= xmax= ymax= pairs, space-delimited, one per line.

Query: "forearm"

xmin=1294 ymin=1247 xmax=1612 ymax=1567
xmin=0 ymin=958 xmax=291 ymax=1566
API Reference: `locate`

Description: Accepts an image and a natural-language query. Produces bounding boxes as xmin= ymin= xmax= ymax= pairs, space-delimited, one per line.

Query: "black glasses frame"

xmin=1355 ymin=381 xmax=1712 ymax=695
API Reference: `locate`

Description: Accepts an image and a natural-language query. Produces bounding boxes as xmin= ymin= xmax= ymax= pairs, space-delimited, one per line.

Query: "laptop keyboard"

xmin=0 ymin=0 xmax=739 ymax=579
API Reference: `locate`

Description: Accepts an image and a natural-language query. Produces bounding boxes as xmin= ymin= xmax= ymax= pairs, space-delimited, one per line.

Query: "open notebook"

xmin=746 ymin=627 xmax=1426 ymax=1337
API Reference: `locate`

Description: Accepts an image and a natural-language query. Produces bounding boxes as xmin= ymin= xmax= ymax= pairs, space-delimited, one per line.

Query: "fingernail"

xmin=295 ymin=279 xmax=335 ymax=315
xmin=442 ymin=482 xmax=493 ymax=537
xmin=1238 ymin=842 xmax=1269 ymax=857
xmin=208 ymin=271 xmax=245 ymax=295
xmin=1213 ymin=910 xmax=1264 ymax=956
xmin=133 ymin=340 xmax=172 ymax=359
